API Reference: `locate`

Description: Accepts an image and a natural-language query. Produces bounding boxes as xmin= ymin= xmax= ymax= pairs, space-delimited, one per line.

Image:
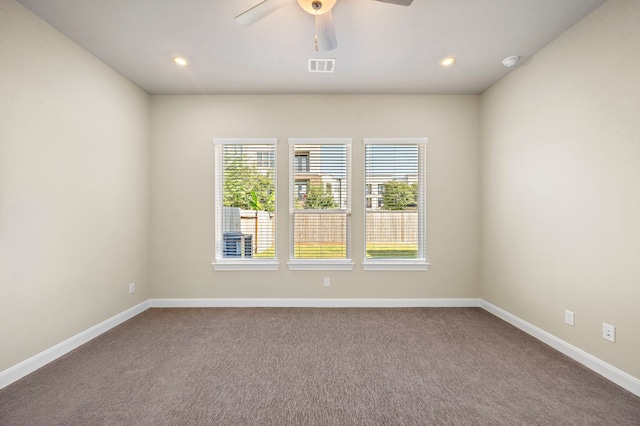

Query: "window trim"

xmin=212 ymin=138 xmax=279 ymax=271
xmin=288 ymin=138 xmax=354 ymax=271
xmin=362 ymin=137 xmax=429 ymax=271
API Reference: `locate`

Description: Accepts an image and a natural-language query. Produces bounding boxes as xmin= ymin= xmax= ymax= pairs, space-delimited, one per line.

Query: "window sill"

xmin=211 ymin=260 xmax=280 ymax=271
xmin=287 ymin=260 xmax=355 ymax=271
xmin=362 ymin=260 xmax=430 ymax=271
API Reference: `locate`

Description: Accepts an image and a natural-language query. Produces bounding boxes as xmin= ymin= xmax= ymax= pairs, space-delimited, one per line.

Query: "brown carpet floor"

xmin=1 ymin=307 xmax=639 ymax=425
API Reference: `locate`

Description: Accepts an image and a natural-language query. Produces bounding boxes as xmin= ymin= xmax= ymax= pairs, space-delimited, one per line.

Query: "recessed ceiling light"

xmin=172 ymin=56 xmax=189 ymax=66
xmin=439 ymin=56 xmax=456 ymax=66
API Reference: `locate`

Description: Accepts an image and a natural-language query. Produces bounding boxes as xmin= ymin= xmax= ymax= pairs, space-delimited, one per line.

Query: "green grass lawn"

xmin=254 ymin=243 xmax=417 ymax=259
xmin=366 ymin=243 xmax=418 ymax=259
xmin=254 ymin=247 xmax=275 ymax=258
xmin=294 ymin=243 xmax=347 ymax=259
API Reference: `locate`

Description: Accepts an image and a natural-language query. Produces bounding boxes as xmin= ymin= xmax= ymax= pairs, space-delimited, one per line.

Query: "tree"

xmin=248 ymin=188 xmax=274 ymax=212
xmin=303 ymin=184 xmax=337 ymax=209
xmin=224 ymin=157 xmax=274 ymax=212
xmin=381 ymin=181 xmax=417 ymax=210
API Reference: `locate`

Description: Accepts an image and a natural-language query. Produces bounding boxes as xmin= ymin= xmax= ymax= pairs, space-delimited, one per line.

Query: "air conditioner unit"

xmin=222 ymin=232 xmax=253 ymax=258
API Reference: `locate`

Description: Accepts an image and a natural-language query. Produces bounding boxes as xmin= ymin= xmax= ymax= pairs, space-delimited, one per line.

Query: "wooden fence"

xmin=229 ymin=208 xmax=419 ymax=249
xmin=293 ymin=214 xmax=347 ymax=244
xmin=292 ymin=211 xmax=418 ymax=244
xmin=365 ymin=211 xmax=418 ymax=243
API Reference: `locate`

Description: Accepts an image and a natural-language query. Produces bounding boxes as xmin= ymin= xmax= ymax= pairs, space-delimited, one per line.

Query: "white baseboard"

xmin=0 ymin=300 xmax=150 ymax=390
xmin=149 ymin=298 xmax=482 ymax=308
xmin=481 ymin=300 xmax=640 ymax=398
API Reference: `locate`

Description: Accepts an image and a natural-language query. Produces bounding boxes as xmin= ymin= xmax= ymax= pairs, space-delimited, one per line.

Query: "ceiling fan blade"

xmin=235 ymin=0 xmax=295 ymax=27
xmin=316 ymin=11 xmax=337 ymax=52
xmin=372 ymin=0 xmax=414 ymax=6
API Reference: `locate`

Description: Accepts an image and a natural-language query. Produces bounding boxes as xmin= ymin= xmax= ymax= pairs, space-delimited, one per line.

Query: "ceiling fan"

xmin=235 ymin=0 xmax=413 ymax=52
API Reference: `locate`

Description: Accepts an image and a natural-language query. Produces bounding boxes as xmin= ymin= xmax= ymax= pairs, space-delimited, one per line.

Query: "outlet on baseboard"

xmin=565 ymin=310 xmax=574 ymax=326
xmin=129 ymin=282 xmax=135 ymax=295
xmin=603 ymin=323 xmax=615 ymax=342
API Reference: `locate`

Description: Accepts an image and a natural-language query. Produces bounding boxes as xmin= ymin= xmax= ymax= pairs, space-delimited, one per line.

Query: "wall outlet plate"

xmin=129 ymin=282 xmax=135 ymax=294
xmin=603 ymin=323 xmax=615 ymax=342
xmin=565 ymin=310 xmax=574 ymax=326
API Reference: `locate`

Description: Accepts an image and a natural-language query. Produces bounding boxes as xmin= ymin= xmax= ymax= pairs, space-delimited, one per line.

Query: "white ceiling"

xmin=16 ymin=0 xmax=606 ymax=95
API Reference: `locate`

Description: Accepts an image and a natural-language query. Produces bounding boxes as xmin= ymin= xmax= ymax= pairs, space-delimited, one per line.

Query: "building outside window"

xmin=295 ymin=180 xmax=309 ymax=200
xmin=256 ymin=151 xmax=274 ymax=168
xmin=295 ymin=152 xmax=310 ymax=172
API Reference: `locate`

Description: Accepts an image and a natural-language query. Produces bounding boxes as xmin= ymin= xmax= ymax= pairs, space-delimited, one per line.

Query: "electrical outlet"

xmin=603 ymin=323 xmax=615 ymax=342
xmin=323 ymin=277 xmax=330 ymax=287
xmin=565 ymin=310 xmax=574 ymax=326
xmin=129 ymin=282 xmax=135 ymax=295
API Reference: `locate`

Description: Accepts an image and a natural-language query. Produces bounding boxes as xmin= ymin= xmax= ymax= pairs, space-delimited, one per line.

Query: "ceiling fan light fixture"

xmin=172 ymin=56 xmax=189 ymax=66
xmin=439 ymin=56 xmax=456 ymax=66
xmin=297 ymin=0 xmax=337 ymax=15
xmin=235 ymin=0 xmax=411 ymax=52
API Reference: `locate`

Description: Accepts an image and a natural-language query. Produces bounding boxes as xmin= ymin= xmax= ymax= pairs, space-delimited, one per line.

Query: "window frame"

xmin=362 ymin=138 xmax=430 ymax=271
xmin=212 ymin=138 xmax=279 ymax=271
xmin=287 ymin=138 xmax=354 ymax=271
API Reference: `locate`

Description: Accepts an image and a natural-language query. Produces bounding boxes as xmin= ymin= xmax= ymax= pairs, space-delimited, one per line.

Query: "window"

xmin=213 ymin=138 xmax=278 ymax=271
xmin=363 ymin=138 xmax=428 ymax=271
xmin=256 ymin=151 xmax=274 ymax=168
xmin=295 ymin=152 xmax=310 ymax=172
xmin=295 ymin=180 xmax=309 ymax=200
xmin=288 ymin=138 xmax=353 ymax=270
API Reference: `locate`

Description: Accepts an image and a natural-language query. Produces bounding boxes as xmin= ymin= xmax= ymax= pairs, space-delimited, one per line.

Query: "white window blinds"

xmin=289 ymin=139 xmax=351 ymax=262
xmin=213 ymin=139 xmax=277 ymax=264
xmin=364 ymin=138 xmax=427 ymax=262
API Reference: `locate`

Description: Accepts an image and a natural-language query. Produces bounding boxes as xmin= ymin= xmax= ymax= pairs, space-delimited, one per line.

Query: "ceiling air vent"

xmin=308 ymin=58 xmax=335 ymax=73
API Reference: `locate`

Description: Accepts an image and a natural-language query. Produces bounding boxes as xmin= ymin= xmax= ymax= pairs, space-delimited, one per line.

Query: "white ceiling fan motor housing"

xmin=297 ymin=0 xmax=337 ymax=15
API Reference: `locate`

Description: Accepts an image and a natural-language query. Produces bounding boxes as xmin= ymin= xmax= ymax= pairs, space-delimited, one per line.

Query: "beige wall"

xmin=150 ymin=95 xmax=481 ymax=299
xmin=481 ymin=0 xmax=640 ymax=377
xmin=0 ymin=0 xmax=150 ymax=371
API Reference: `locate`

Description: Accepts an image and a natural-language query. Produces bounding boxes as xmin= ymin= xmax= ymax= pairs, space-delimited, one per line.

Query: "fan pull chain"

xmin=314 ymin=10 xmax=319 ymax=51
